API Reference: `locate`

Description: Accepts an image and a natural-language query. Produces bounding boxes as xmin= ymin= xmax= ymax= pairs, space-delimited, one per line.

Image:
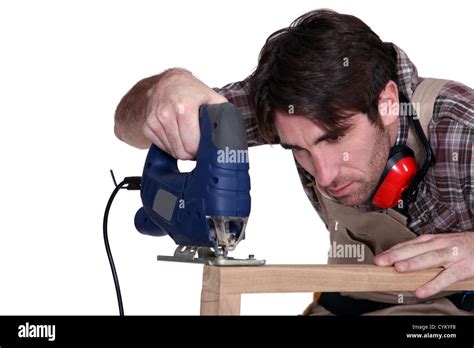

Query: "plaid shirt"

xmin=214 ymin=44 xmax=473 ymax=235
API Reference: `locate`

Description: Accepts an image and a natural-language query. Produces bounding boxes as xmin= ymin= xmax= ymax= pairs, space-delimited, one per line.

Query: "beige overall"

xmin=305 ymin=79 xmax=474 ymax=315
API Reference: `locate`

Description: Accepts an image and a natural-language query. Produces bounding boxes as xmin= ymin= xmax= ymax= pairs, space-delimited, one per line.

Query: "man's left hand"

xmin=373 ymin=232 xmax=474 ymax=298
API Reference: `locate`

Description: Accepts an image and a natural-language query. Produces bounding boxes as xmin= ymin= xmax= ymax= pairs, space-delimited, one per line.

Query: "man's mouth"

xmin=328 ymin=182 xmax=354 ymax=197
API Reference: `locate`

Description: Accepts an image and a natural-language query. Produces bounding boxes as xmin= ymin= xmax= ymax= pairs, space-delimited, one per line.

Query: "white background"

xmin=0 ymin=0 xmax=472 ymax=315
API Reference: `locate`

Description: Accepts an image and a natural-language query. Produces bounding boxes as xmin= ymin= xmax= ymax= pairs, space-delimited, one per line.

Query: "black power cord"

xmin=103 ymin=170 xmax=141 ymax=316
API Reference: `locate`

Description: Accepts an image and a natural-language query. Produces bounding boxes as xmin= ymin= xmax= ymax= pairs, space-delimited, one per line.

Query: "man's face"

xmin=275 ymin=111 xmax=396 ymax=206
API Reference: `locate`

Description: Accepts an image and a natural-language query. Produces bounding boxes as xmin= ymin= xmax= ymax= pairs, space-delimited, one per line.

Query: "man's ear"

xmin=378 ymin=80 xmax=399 ymax=127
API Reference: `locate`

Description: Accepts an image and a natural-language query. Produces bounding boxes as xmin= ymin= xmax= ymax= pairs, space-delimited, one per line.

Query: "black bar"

xmin=0 ymin=316 xmax=473 ymax=346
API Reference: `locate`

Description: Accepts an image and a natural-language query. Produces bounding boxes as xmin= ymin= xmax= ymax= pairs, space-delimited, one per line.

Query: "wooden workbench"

xmin=200 ymin=265 xmax=474 ymax=315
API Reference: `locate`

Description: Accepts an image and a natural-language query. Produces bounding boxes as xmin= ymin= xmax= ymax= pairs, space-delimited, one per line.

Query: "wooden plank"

xmin=202 ymin=264 xmax=474 ymax=295
xmin=200 ymin=290 xmax=241 ymax=315
xmin=200 ymin=264 xmax=240 ymax=315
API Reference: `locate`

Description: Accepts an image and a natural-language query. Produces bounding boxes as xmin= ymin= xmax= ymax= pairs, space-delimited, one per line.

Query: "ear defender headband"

xmin=370 ymin=93 xmax=436 ymax=211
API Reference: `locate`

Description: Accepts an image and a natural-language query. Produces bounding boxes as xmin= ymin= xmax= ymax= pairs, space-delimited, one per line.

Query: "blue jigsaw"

xmin=134 ymin=103 xmax=264 ymax=266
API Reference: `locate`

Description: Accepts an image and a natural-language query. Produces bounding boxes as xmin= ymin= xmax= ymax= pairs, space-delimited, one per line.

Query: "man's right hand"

xmin=142 ymin=69 xmax=228 ymax=160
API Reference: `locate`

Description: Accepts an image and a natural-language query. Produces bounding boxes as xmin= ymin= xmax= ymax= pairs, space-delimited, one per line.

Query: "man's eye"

xmin=326 ymin=135 xmax=344 ymax=143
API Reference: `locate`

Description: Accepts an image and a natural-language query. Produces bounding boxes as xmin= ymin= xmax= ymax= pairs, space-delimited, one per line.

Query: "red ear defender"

xmin=371 ymin=145 xmax=418 ymax=208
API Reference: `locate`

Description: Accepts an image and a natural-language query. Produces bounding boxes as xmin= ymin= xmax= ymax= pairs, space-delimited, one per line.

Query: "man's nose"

xmin=310 ymin=150 xmax=339 ymax=188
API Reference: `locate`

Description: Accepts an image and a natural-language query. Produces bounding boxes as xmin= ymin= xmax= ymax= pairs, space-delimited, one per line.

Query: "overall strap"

xmin=406 ymin=78 xmax=451 ymax=164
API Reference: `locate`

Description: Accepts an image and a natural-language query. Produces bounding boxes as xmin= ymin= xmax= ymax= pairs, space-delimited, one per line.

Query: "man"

xmin=114 ymin=9 xmax=473 ymax=315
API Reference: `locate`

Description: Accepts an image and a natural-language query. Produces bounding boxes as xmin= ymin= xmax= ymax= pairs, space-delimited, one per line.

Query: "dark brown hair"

xmin=249 ymin=9 xmax=397 ymax=143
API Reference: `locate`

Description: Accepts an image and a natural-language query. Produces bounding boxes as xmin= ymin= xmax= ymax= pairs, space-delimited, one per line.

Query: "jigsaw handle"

xmin=135 ymin=103 xmax=250 ymax=248
xmin=138 ymin=102 xmax=247 ymax=191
